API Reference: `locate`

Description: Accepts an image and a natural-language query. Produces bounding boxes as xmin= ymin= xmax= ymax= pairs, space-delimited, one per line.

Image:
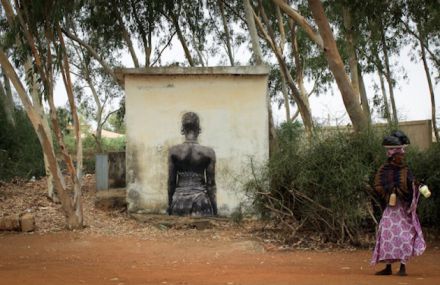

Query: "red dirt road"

xmin=1 ymin=232 xmax=439 ymax=285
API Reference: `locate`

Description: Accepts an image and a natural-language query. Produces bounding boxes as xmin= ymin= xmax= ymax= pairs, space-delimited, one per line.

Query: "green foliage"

xmin=105 ymin=98 xmax=126 ymax=133
xmin=56 ymin=107 xmax=73 ymax=135
xmin=407 ymin=143 xmax=440 ymax=227
xmin=244 ymin=123 xmax=392 ymax=244
xmin=64 ymin=130 xmax=126 ymax=174
xmin=0 ymin=103 xmax=45 ymax=181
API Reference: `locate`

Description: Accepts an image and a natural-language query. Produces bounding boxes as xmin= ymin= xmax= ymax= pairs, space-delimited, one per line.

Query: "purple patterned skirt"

xmin=371 ymin=190 xmax=426 ymax=265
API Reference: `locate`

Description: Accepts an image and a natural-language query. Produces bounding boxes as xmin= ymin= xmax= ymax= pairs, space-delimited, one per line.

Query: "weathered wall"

xmin=376 ymin=120 xmax=433 ymax=150
xmin=324 ymin=120 xmax=433 ymax=151
xmin=122 ymin=67 xmax=269 ymax=215
xmin=95 ymin=152 xmax=126 ymax=191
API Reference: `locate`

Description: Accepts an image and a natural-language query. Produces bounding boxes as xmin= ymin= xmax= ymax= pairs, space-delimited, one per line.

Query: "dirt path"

xmin=1 ymin=232 xmax=439 ymax=285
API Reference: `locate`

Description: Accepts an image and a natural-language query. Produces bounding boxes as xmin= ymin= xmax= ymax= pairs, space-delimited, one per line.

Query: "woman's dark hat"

xmin=382 ymin=130 xmax=410 ymax=147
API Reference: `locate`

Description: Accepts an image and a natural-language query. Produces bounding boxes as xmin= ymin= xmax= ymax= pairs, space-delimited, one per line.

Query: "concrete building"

xmin=115 ymin=66 xmax=270 ymax=216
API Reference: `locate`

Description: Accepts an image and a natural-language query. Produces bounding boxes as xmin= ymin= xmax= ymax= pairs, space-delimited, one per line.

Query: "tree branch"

xmin=272 ymin=0 xmax=324 ymax=49
xmin=61 ymin=28 xmax=118 ymax=84
xmin=151 ymin=31 xmax=176 ymax=66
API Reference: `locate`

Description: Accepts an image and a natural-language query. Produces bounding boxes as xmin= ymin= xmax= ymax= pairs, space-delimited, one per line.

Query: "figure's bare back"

xmin=169 ymin=143 xmax=215 ymax=173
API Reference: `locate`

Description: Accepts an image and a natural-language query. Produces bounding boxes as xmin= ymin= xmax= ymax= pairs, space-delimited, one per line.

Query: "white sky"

xmin=54 ymin=34 xmax=439 ymax=128
xmin=272 ymin=45 xmax=439 ymax=126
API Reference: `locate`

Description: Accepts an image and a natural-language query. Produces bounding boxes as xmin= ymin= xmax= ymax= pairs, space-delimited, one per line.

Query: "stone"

xmin=20 ymin=213 xmax=35 ymax=232
xmin=95 ymin=188 xmax=127 ymax=210
xmin=0 ymin=214 xmax=20 ymax=231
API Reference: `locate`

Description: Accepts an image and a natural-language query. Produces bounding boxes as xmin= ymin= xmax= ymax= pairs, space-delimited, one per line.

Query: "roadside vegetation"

xmin=244 ymin=122 xmax=440 ymax=244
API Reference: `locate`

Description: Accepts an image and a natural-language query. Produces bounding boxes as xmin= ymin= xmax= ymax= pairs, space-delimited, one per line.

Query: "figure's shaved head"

xmin=181 ymin=112 xmax=201 ymax=135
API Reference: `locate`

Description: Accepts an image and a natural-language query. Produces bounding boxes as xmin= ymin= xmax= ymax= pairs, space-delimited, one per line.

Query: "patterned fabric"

xmin=371 ymin=183 xmax=426 ymax=265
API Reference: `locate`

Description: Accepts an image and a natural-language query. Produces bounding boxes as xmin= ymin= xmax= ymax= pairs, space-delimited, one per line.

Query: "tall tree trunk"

xmin=290 ymin=20 xmax=312 ymax=128
xmin=72 ymin=42 xmax=105 ymax=152
xmin=377 ymin=66 xmax=392 ymax=125
xmin=276 ymin=4 xmax=290 ymax=120
xmin=280 ymin=73 xmax=291 ymax=120
xmin=170 ymin=11 xmax=195 ymax=67
xmin=243 ymin=0 xmax=277 ymax=153
xmin=307 ymin=0 xmax=368 ymax=132
xmin=191 ymin=32 xmax=205 ymax=67
xmin=218 ymin=0 xmax=234 ymax=66
xmin=89 ymin=77 xmax=104 ymax=150
xmin=272 ymin=0 xmax=323 ymax=49
xmin=380 ymin=26 xmax=398 ymax=123
xmin=130 ymin=0 xmax=150 ymax=67
xmin=1 ymin=0 xmax=65 ymax=202
xmin=418 ymin=27 xmax=439 ymax=142
xmin=146 ymin=24 xmax=153 ymax=67
xmin=0 ymin=0 xmax=83 ymax=229
xmin=399 ymin=19 xmax=440 ymax=69
xmin=275 ymin=5 xmax=286 ymax=53
xmin=0 ymin=71 xmax=15 ymax=127
xmin=244 ymin=0 xmax=263 ymax=64
xmin=0 ymin=48 xmax=82 ymax=229
xmin=62 ymin=28 xmax=118 ymax=83
xmin=57 ymin=27 xmax=83 ymax=223
xmin=342 ymin=7 xmax=360 ymax=98
xmin=255 ymin=3 xmax=313 ymax=136
xmin=25 ymin=59 xmax=64 ymax=202
xmin=116 ymin=12 xmax=139 ymax=68
xmin=358 ymin=64 xmax=371 ymax=119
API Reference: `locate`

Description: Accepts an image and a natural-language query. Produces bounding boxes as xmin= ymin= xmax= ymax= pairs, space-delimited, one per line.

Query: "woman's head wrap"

xmin=386 ymin=146 xmax=405 ymax=158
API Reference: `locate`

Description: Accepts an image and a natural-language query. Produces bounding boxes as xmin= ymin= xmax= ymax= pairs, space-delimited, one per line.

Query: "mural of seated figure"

xmin=167 ymin=112 xmax=217 ymax=216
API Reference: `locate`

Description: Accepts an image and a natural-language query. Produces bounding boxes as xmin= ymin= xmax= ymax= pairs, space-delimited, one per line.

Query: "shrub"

xmin=407 ymin=143 xmax=440 ymax=227
xmin=0 ymin=104 xmax=45 ymax=181
xmin=64 ymin=131 xmax=126 ymax=174
xmin=244 ymin=123 xmax=396 ymax=244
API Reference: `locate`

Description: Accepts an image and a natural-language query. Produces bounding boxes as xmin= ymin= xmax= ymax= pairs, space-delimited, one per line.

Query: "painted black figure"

xmin=167 ymin=112 xmax=217 ymax=216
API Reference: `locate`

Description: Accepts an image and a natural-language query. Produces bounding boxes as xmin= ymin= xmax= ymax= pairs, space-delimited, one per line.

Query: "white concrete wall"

xmin=124 ymin=67 xmax=269 ymax=215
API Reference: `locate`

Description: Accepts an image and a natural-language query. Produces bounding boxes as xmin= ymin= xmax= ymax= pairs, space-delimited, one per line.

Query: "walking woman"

xmin=371 ymin=131 xmax=426 ymax=276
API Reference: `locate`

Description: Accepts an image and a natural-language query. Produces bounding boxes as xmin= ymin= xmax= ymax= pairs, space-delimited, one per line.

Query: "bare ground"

xmin=1 ymin=176 xmax=440 ymax=285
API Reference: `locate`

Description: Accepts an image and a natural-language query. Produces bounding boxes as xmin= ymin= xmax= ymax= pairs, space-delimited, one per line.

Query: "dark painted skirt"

xmin=170 ymin=186 xmax=213 ymax=216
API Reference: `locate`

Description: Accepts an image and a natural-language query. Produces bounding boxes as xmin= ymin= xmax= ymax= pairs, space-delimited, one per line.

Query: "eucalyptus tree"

xmin=363 ymin=0 xmax=408 ymax=124
xmin=207 ymin=0 xmax=235 ymax=66
xmin=0 ymin=1 xmax=64 ymax=201
xmin=0 ymin=7 xmax=16 ymax=128
xmin=157 ymin=0 xmax=195 ymax=66
xmin=206 ymin=0 xmax=249 ymax=66
xmin=63 ymin=0 xmax=170 ymax=71
xmin=273 ymin=0 xmax=370 ymax=132
xmin=251 ymin=0 xmax=315 ymax=136
xmin=71 ymin=44 xmax=123 ymax=150
xmin=322 ymin=0 xmax=372 ymax=121
xmin=0 ymin=0 xmax=84 ymax=228
xmin=0 ymin=68 xmax=15 ymax=126
xmin=61 ymin=0 xmax=167 ymax=150
xmin=243 ymin=0 xmax=279 ymax=152
xmin=404 ymin=0 xmax=440 ymax=142
xmin=399 ymin=0 xmax=440 ymax=74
